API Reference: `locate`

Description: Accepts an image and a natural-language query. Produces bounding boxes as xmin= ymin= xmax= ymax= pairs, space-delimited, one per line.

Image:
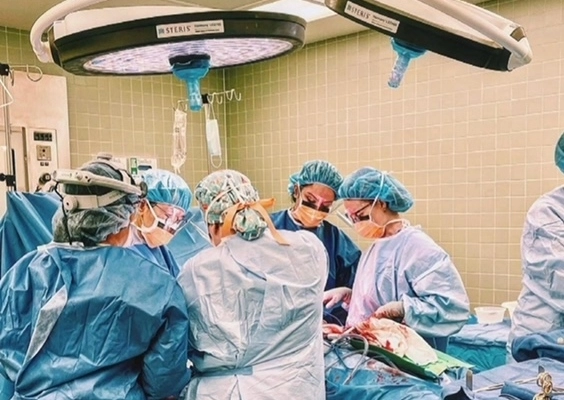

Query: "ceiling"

xmin=0 ymin=0 xmax=368 ymax=44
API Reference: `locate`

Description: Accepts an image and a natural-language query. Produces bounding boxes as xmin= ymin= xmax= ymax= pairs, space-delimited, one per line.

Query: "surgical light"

xmin=31 ymin=2 xmax=306 ymax=111
xmin=325 ymin=0 xmax=533 ymax=88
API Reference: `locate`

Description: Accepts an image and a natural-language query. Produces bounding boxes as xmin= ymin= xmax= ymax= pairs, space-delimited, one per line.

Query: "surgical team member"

xmin=510 ymin=132 xmax=564 ymax=349
xmin=324 ymin=167 xmax=470 ymax=351
xmin=0 ymin=160 xmax=190 ymax=400
xmin=177 ymin=169 xmax=327 ymax=400
xmin=130 ymin=168 xmax=193 ymax=277
xmin=271 ymin=160 xmax=361 ymax=323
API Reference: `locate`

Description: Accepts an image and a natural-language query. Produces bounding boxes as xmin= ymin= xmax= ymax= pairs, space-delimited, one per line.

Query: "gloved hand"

xmin=323 ymin=287 xmax=352 ymax=309
xmin=372 ymin=301 xmax=404 ymax=320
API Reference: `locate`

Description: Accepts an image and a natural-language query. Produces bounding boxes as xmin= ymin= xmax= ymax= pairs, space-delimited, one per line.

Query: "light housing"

xmin=43 ymin=7 xmax=306 ymax=76
xmin=325 ymin=0 xmax=532 ymax=73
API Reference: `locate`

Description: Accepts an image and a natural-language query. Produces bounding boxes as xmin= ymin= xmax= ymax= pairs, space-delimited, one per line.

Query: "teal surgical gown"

xmin=270 ymin=210 xmax=360 ymax=324
xmin=511 ymin=186 xmax=564 ymax=346
xmin=0 ymin=244 xmax=190 ymax=400
xmin=347 ymin=225 xmax=470 ymax=351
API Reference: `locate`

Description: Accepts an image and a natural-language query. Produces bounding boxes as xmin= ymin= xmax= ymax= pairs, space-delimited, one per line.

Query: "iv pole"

xmin=0 ymin=63 xmax=15 ymax=190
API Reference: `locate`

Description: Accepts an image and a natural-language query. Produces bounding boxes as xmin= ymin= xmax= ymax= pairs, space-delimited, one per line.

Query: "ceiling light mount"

xmin=170 ymin=54 xmax=211 ymax=112
xmin=31 ymin=1 xmax=306 ymax=109
xmin=389 ymin=38 xmax=426 ymax=88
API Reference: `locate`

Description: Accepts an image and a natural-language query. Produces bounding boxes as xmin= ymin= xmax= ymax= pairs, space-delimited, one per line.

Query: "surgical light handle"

xmin=416 ymin=0 xmax=532 ymax=67
xmin=389 ymin=39 xmax=426 ymax=88
xmin=31 ymin=0 xmax=108 ymax=63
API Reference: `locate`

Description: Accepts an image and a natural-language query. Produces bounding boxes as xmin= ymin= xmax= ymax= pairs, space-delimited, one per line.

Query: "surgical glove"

xmin=373 ymin=301 xmax=404 ymax=320
xmin=323 ymin=287 xmax=352 ymax=309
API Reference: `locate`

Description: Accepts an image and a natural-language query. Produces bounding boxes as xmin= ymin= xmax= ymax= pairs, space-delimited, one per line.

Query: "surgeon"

xmin=324 ymin=167 xmax=470 ymax=351
xmin=510 ymin=132 xmax=564 ymax=350
xmin=0 ymin=159 xmax=190 ymax=400
xmin=177 ymin=169 xmax=327 ymax=400
xmin=129 ymin=168 xmax=193 ymax=277
xmin=271 ymin=160 xmax=361 ymax=324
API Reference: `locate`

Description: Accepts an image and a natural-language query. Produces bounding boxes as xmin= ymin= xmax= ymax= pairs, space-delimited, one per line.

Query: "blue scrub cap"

xmin=142 ymin=169 xmax=192 ymax=211
xmin=194 ymin=169 xmax=267 ymax=241
xmin=338 ymin=167 xmax=414 ymax=213
xmin=288 ymin=160 xmax=343 ymax=199
xmin=555 ymin=132 xmax=564 ymax=174
xmin=52 ymin=161 xmax=140 ymax=246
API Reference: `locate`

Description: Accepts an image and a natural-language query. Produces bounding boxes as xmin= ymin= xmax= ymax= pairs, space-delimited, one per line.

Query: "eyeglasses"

xmin=300 ymin=191 xmax=335 ymax=213
xmin=301 ymin=199 xmax=332 ymax=213
xmin=151 ymin=203 xmax=190 ymax=235
xmin=344 ymin=203 xmax=371 ymax=223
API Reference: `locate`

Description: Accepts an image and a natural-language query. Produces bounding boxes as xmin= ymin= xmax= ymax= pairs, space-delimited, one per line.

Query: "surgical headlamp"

xmin=53 ymin=154 xmax=146 ymax=212
xmin=30 ymin=1 xmax=306 ymax=111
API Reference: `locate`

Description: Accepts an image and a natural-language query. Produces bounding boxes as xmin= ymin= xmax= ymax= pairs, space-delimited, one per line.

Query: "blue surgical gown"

xmin=271 ymin=210 xmax=360 ymax=325
xmin=0 ymin=191 xmax=60 ymax=278
xmin=270 ymin=210 xmax=360 ymax=289
xmin=177 ymin=229 xmax=328 ymax=400
xmin=131 ymin=244 xmax=181 ymax=277
xmin=168 ymin=207 xmax=212 ymax=266
xmin=0 ymin=244 xmax=190 ymax=400
xmin=511 ymin=186 xmax=564 ymax=346
xmin=346 ymin=225 xmax=470 ymax=351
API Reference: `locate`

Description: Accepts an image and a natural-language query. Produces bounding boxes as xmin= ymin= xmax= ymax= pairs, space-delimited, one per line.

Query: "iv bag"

xmin=205 ymin=120 xmax=222 ymax=157
xmin=204 ymin=104 xmax=222 ymax=168
xmin=171 ymin=108 xmax=187 ymax=174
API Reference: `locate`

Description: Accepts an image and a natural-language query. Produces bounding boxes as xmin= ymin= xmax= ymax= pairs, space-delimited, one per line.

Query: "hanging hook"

xmin=26 ymin=65 xmax=43 ymax=82
xmin=201 ymin=88 xmax=242 ymax=104
xmin=11 ymin=64 xmax=43 ymax=83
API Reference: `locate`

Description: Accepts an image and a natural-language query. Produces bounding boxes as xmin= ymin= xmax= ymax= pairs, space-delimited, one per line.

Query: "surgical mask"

xmin=354 ymin=218 xmax=402 ymax=239
xmin=346 ymin=174 xmax=388 ymax=238
xmin=292 ymin=187 xmax=332 ymax=228
xmin=141 ymin=227 xmax=174 ymax=248
xmin=292 ymin=202 xmax=328 ymax=228
xmin=349 ymin=195 xmax=404 ymax=239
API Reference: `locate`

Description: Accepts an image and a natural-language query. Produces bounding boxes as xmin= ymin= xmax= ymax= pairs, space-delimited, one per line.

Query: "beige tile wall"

xmin=0 ymin=27 xmax=224 ymax=190
xmin=225 ymin=0 xmax=564 ymax=307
